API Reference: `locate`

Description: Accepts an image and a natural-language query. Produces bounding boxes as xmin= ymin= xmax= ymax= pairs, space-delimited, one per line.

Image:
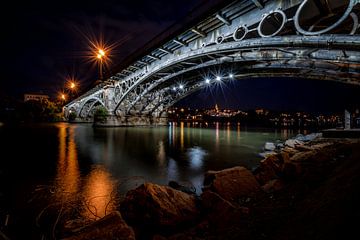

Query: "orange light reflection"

xmin=81 ymin=166 xmax=118 ymax=220
xmin=55 ymin=124 xmax=80 ymax=202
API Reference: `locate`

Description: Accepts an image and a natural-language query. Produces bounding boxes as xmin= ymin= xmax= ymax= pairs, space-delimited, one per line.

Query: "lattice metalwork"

xmin=64 ymin=0 xmax=360 ymax=121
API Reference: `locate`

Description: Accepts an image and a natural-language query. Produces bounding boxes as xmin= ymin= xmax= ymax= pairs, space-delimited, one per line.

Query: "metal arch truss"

xmin=118 ymin=35 xmax=360 ymax=117
xmin=64 ymin=0 xmax=360 ymax=120
xmin=79 ymin=97 xmax=106 ymax=118
xmin=64 ymin=91 xmax=106 ymax=119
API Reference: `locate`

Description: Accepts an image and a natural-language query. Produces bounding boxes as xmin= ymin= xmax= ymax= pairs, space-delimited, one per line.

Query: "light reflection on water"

xmin=50 ymin=122 xmax=300 ymax=216
xmin=81 ymin=166 xmax=117 ymax=220
xmin=55 ymin=125 xmax=80 ymax=202
xmin=0 ymin=122 xmax=305 ymax=238
xmin=188 ymin=147 xmax=206 ymax=170
xmin=54 ymin=123 xmax=118 ymax=221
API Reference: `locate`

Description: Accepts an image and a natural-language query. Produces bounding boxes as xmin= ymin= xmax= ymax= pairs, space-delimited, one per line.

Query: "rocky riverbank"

xmin=61 ymin=137 xmax=360 ymax=240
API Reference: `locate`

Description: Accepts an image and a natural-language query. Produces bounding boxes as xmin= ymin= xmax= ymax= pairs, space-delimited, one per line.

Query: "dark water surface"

xmin=0 ymin=122 xmax=302 ymax=239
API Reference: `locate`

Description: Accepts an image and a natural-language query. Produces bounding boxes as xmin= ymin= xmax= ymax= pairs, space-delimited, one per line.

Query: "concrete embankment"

xmin=62 ymin=137 xmax=360 ymax=240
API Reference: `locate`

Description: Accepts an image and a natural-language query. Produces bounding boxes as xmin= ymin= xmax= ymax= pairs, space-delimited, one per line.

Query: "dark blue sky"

xmin=176 ymin=78 xmax=360 ymax=114
xmin=0 ymin=0 xmax=202 ymax=95
xmin=0 ymin=0 xmax=359 ymax=112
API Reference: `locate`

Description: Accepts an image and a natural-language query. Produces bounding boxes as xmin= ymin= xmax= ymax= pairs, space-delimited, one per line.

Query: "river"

xmin=0 ymin=122 xmax=305 ymax=238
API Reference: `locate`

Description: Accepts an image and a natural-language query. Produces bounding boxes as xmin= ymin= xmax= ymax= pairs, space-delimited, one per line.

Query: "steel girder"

xmin=117 ymin=35 xmax=360 ymax=116
xmin=64 ymin=0 xmax=360 ymax=119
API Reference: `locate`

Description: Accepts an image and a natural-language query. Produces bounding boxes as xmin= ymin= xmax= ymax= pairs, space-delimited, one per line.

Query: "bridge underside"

xmin=64 ymin=0 xmax=360 ymax=126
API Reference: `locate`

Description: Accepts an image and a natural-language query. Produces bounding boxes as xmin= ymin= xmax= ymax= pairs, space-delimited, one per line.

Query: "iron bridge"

xmin=64 ymin=0 xmax=360 ymax=126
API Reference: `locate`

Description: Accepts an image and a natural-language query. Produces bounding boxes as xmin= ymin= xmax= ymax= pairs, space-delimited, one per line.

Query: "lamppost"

xmin=68 ymin=80 xmax=78 ymax=98
xmin=60 ymin=93 xmax=66 ymax=105
xmin=69 ymin=82 xmax=76 ymax=90
xmin=59 ymin=79 xmax=78 ymax=106
xmin=96 ymin=49 xmax=106 ymax=80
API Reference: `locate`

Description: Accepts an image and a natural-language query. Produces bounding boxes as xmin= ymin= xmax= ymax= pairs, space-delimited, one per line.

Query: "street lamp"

xmin=59 ymin=93 xmax=67 ymax=104
xmin=70 ymin=82 xmax=76 ymax=89
xmin=96 ymin=48 xmax=106 ymax=80
xmin=67 ymin=80 xmax=79 ymax=99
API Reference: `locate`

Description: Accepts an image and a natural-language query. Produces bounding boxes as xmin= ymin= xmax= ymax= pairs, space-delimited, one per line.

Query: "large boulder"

xmin=282 ymin=162 xmax=300 ymax=180
xmin=261 ymin=179 xmax=285 ymax=193
xmin=264 ymin=142 xmax=276 ymax=151
xmin=282 ymin=145 xmax=336 ymax=180
xmin=290 ymin=150 xmax=317 ymax=163
xmin=282 ymin=147 xmax=299 ymax=157
xmin=201 ymin=191 xmax=249 ymax=229
xmin=203 ymin=166 xmax=260 ymax=202
xmin=120 ymin=183 xmax=199 ymax=230
xmin=254 ymin=155 xmax=283 ymax=185
xmin=279 ymin=151 xmax=291 ymax=164
xmin=285 ymin=139 xmax=304 ymax=148
xmin=303 ymin=133 xmax=321 ymax=141
xmin=168 ymin=180 xmax=196 ymax=195
xmin=63 ymin=211 xmax=135 ymax=240
xmin=154 ymin=191 xmax=251 ymax=239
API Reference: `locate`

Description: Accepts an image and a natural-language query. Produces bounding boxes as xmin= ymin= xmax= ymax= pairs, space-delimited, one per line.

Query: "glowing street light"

xmin=69 ymin=82 xmax=76 ymax=90
xmin=64 ymin=79 xmax=79 ymax=98
xmin=216 ymin=76 xmax=221 ymax=81
xmin=179 ymin=84 xmax=184 ymax=89
xmin=83 ymin=33 xmax=119 ymax=81
xmin=96 ymin=48 xmax=107 ymax=79
xmin=60 ymin=93 xmax=66 ymax=101
xmin=205 ymin=78 xmax=210 ymax=84
xmin=229 ymin=73 xmax=234 ymax=78
xmin=98 ymin=49 xmax=105 ymax=57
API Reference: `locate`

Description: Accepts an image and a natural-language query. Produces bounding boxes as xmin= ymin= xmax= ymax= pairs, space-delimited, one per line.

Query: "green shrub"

xmin=94 ymin=106 xmax=108 ymax=122
xmin=68 ymin=111 xmax=77 ymax=121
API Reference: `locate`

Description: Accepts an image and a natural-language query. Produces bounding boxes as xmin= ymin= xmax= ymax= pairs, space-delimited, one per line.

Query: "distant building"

xmin=255 ymin=108 xmax=270 ymax=116
xmin=204 ymin=104 xmax=244 ymax=117
xmin=24 ymin=93 xmax=49 ymax=102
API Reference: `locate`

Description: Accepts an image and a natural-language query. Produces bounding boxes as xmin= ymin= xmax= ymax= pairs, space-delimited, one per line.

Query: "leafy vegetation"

xmin=0 ymin=97 xmax=64 ymax=123
xmin=94 ymin=106 xmax=108 ymax=122
xmin=68 ymin=111 xmax=77 ymax=122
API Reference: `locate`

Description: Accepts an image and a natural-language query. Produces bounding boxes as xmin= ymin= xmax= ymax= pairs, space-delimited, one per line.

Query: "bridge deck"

xmin=63 ymin=0 xmax=360 ymax=125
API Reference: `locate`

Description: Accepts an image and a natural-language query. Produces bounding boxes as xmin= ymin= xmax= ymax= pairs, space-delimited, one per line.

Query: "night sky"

xmin=1 ymin=0 xmax=359 ymax=113
xmin=1 ymin=0 xmax=202 ymax=95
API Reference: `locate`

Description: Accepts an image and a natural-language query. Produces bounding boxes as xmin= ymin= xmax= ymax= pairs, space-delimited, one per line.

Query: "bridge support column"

xmin=93 ymin=115 xmax=168 ymax=127
xmin=69 ymin=117 xmax=93 ymax=123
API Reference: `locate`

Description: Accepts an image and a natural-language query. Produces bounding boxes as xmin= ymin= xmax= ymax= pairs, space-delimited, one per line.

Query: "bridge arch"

xmin=64 ymin=0 xmax=360 ymax=125
xmin=78 ymin=97 xmax=106 ymax=118
xmin=118 ymin=35 xmax=360 ymax=116
xmin=145 ymin=71 xmax=358 ymax=117
xmin=294 ymin=0 xmax=358 ymax=36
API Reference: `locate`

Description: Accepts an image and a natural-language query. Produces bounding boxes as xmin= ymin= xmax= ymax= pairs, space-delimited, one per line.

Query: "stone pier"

xmin=93 ymin=115 xmax=168 ymax=127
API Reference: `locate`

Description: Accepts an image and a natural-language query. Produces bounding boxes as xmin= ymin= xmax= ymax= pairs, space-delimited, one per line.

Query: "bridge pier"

xmin=93 ymin=114 xmax=168 ymax=127
xmin=69 ymin=117 xmax=93 ymax=123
